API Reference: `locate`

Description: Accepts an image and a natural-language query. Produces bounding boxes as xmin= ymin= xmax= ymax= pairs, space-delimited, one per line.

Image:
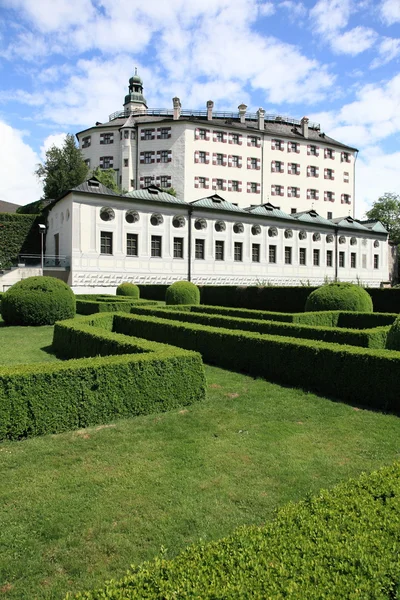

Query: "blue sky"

xmin=0 ymin=0 xmax=399 ymax=217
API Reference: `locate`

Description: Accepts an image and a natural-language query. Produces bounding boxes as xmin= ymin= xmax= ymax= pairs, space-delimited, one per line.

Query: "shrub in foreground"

xmin=116 ymin=283 xmax=140 ymax=298
xmin=66 ymin=463 xmax=400 ymax=599
xmin=165 ymin=281 xmax=200 ymax=305
xmin=386 ymin=314 xmax=400 ymax=350
xmin=305 ymin=282 xmax=373 ymax=313
xmin=1 ymin=276 xmax=75 ymax=325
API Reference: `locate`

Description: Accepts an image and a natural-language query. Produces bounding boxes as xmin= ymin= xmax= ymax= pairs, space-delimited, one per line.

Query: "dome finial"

xmin=135 ymin=66 xmax=138 ymax=76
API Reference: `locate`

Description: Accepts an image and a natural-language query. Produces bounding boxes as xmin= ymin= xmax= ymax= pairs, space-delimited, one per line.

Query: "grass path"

xmin=0 ymin=321 xmax=400 ymax=598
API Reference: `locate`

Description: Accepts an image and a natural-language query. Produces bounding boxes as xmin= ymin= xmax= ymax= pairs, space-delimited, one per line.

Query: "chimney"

xmin=257 ymin=108 xmax=265 ymax=131
xmin=207 ymin=100 xmax=214 ymax=121
xmin=301 ymin=116 xmax=309 ymax=139
xmin=173 ymin=97 xmax=181 ymax=120
xmin=238 ymin=103 xmax=247 ymax=124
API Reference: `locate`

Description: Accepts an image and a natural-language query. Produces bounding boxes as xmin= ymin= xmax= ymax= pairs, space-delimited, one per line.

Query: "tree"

xmin=35 ymin=134 xmax=89 ymax=200
xmin=162 ymin=187 xmax=177 ymax=197
xmin=365 ymin=193 xmax=400 ymax=244
xmin=91 ymin=167 xmax=125 ymax=194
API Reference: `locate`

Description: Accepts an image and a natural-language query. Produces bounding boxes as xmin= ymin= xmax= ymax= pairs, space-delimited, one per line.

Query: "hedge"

xmin=305 ymin=282 xmax=373 ymax=313
xmin=116 ymin=283 xmax=140 ymax=298
xmin=0 ymin=314 xmax=205 ymax=440
xmin=166 ymin=281 xmax=200 ymax=305
xmin=0 ymin=213 xmax=42 ymax=270
xmin=116 ymin=312 xmax=400 ymax=412
xmin=138 ymin=284 xmax=169 ymax=301
xmin=367 ymin=288 xmax=400 ymax=313
xmin=66 ymin=463 xmax=400 ymax=599
xmin=129 ymin=306 xmax=389 ymax=349
xmin=76 ymin=298 xmax=157 ymax=315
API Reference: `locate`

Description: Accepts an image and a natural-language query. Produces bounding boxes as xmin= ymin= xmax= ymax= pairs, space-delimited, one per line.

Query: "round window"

xmin=100 ymin=207 xmax=115 ymax=222
xmin=150 ymin=213 xmax=163 ymax=226
xmin=126 ymin=210 xmax=139 ymax=224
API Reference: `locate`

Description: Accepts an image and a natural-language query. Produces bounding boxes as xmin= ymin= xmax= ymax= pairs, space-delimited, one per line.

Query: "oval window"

xmin=126 ymin=210 xmax=139 ymax=224
xmin=100 ymin=207 xmax=115 ymax=222
xmin=150 ymin=213 xmax=163 ymax=226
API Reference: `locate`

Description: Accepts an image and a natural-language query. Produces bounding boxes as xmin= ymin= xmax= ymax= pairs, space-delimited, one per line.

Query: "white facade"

xmin=76 ymin=74 xmax=356 ymax=220
xmin=44 ymin=182 xmax=388 ymax=294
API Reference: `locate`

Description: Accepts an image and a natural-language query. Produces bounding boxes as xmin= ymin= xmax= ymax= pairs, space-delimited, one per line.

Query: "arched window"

xmin=150 ymin=213 xmax=163 ymax=226
xmin=100 ymin=207 xmax=115 ymax=222
xmin=195 ymin=218 xmax=207 ymax=230
xmin=172 ymin=216 xmax=185 ymax=228
xmin=233 ymin=222 xmax=244 ymax=234
xmin=125 ymin=210 xmax=140 ymax=224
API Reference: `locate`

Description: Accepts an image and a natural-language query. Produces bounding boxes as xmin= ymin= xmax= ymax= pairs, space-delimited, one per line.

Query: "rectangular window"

xmin=82 ymin=136 xmax=91 ymax=148
xmin=231 ymin=180 xmax=239 ymax=191
xmin=144 ymin=176 xmax=153 ymax=186
xmin=344 ymin=171 xmax=349 ymax=183
xmin=231 ymin=155 xmax=239 ymax=167
xmin=289 ymin=163 xmax=299 ymax=174
xmin=160 ymin=175 xmax=170 ymax=188
xmin=342 ymin=194 xmax=351 ymax=204
xmin=216 ymin=153 xmax=224 ymax=165
xmin=173 ymin=237 xmax=184 ymax=259
xmin=131 ymin=131 xmax=136 ymax=140
xmin=99 ymin=156 xmax=113 ymax=168
xmin=143 ymin=129 xmax=154 ymax=140
xmin=326 ymin=250 xmax=333 ymax=267
xmin=151 ymin=235 xmax=162 ymax=258
xmin=313 ymin=249 xmax=320 ymax=266
xmin=215 ymin=240 xmax=224 ymax=261
xmin=250 ymin=157 xmax=257 ymax=169
xmin=374 ymin=254 xmax=379 ymax=269
xmin=326 ymin=191 xmax=334 ymax=202
xmin=100 ymin=133 xmax=113 ymax=145
xmin=124 ymin=130 xmax=129 ymax=139
xmin=362 ymin=254 xmax=367 ymax=269
xmin=327 ymin=211 xmax=332 ymax=220
xmin=269 ymin=245 xmax=277 ymax=263
xmin=160 ymin=150 xmax=169 ymax=163
xmin=198 ymin=177 xmax=207 ymax=189
xmin=198 ymin=128 xmax=207 ymax=140
xmin=130 ymin=179 xmax=135 ymax=188
xmin=308 ymin=189 xmax=317 ymax=199
xmin=252 ymin=243 xmax=260 ymax=262
xmin=127 ymin=233 xmax=138 ymax=257
xmin=325 ymin=168 xmax=334 ymax=179
xmin=291 ymin=208 xmax=297 ymax=214
xmin=249 ymin=136 xmax=260 ymax=147
xmin=84 ymin=158 xmax=91 ymax=168
xmin=325 ymin=148 xmax=334 ymax=159
xmin=144 ymin=151 xmax=153 ymax=164
xmin=100 ymin=231 xmax=113 ymax=255
xmin=309 ymin=166 xmax=317 ymax=177
xmin=274 ymin=160 xmax=283 ymax=172
xmin=250 ymin=182 xmax=257 ymax=193
xmin=351 ymin=252 xmax=356 ymax=268
xmin=216 ymin=179 xmax=224 ymax=190
xmin=234 ymin=242 xmax=243 ymax=262
xmin=124 ymin=158 xmax=129 ymax=167
xmin=159 ymin=127 xmax=171 ymax=139
xmin=215 ymin=131 xmax=224 ymax=142
xmin=341 ymin=152 xmax=350 ymax=162
xmin=339 ymin=251 xmax=345 ymax=268
xmin=232 ymin=133 xmax=240 ymax=144
xmin=299 ymin=248 xmax=306 ymax=265
xmin=272 ymin=139 xmax=284 ymax=150
xmin=195 ymin=239 xmax=205 ymax=259
xmin=309 ymin=145 xmax=317 ymax=156
xmin=285 ymin=246 xmax=292 ymax=264
xmin=199 ymin=151 xmax=206 ymax=163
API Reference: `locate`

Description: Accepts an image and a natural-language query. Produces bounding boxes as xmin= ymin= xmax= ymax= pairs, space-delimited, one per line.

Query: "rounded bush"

xmin=1 ymin=276 xmax=76 ymax=326
xmin=116 ymin=283 xmax=140 ymax=299
xmin=386 ymin=315 xmax=400 ymax=350
xmin=304 ymin=282 xmax=373 ymax=313
xmin=165 ymin=281 xmax=200 ymax=305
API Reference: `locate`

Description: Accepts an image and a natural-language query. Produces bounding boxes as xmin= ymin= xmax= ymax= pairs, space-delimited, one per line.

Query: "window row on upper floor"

xmin=81 ymin=127 xmax=173 ymax=149
xmin=99 ymin=231 xmax=381 ymax=270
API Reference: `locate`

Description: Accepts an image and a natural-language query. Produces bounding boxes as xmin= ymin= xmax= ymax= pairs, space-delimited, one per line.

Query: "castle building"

xmin=41 ymin=179 xmax=388 ymax=293
xmin=76 ymin=71 xmax=357 ymax=220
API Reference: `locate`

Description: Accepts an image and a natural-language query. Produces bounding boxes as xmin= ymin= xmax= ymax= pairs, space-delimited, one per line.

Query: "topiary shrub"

xmin=166 ymin=281 xmax=200 ymax=305
xmin=116 ymin=283 xmax=140 ymax=298
xmin=1 ymin=276 xmax=76 ymax=326
xmin=386 ymin=315 xmax=400 ymax=350
xmin=305 ymin=282 xmax=373 ymax=313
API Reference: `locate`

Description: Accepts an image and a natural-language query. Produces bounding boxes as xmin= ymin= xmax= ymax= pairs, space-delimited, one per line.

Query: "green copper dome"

xmin=124 ymin=68 xmax=147 ymax=108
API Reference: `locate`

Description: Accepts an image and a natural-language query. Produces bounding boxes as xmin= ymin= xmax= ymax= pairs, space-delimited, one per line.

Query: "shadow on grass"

xmin=40 ymin=345 xmax=66 ymax=361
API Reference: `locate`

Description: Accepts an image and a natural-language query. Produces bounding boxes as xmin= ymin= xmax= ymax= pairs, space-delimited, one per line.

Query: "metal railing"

xmin=108 ymin=108 xmax=320 ymax=130
xmin=17 ymin=254 xmax=70 ymax=269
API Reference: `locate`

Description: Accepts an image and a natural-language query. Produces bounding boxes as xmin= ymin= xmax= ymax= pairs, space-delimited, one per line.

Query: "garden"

xmin=0 ymin=279 xmax=400 ymax=598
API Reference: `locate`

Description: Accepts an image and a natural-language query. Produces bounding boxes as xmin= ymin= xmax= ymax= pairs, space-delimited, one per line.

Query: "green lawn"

xmin=0 ymin=320 xmax=400 ymax=599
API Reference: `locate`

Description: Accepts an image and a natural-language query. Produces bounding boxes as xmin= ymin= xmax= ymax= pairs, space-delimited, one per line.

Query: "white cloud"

xmin=331 ymin=26 xmax=377 ymax=55
xmin=2 ymin=0 xmax=95 ymax=32
xmin=0 ymin=121 xmax=43 ymax=205
xmin=356 ymin=147 xmax=400 ymax=218
xmin=380 ymin=0 xmax=400 ymax=24
xmin=371 ymin=36 xmax=400 ymax=67
xmin=258 ymin=1 xmax=275 ymax=16
xmin=279 ymin=1 xmax=307 ymax=18
xmin=40 ymin=133 xmax=68 ymax=161
xmin=310 ymin=0 xmax=351 ymax=35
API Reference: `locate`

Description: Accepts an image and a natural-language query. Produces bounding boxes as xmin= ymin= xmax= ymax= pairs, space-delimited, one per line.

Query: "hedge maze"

xmin=0 ymin=313 xmax=206 ymax=441
xmin=126 ymin=304 xmax=400 ymax=412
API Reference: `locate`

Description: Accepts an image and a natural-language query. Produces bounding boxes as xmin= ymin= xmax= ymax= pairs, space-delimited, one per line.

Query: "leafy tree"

xmin=162 ymin=187 xmax=177 ymax=197
xmin=365 ymin=193 xmax=400 ymax=244
xmin=91 ymin=167 xmax=125 ymax=194
xmin=35 ymin=134 xmax=89 ymax=200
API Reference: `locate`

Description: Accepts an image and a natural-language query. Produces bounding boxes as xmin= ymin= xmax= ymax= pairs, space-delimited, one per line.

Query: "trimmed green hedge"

xmin=368 ymin=288 xmax=400 ymax=313
xmin=129 ymin=306 xmax=389 ymax=349
xmin=0 ymin=314 xmax=205 ymax=440
xmin=386 ymin=315 xmax=400 ymax=351
xmin=166 ymin=281 xmax=200 ymax=305
xmin=76 ymin=298 xmax=157 ymax=315
xmin=2 ymin=276 xmax=76 ymax=325
xmin=116 ymin=283 xmax=140 ymax=298
xmin=116 ymin=312 xmax=400 ymax=412
xmin=305 ymin=282 xmax=373 ymax=313
xmin=0 ymin=213 xmax=42 ymax=270
xmin=67 ymin=463 xmax=400 ymax=599
xmin=138 ymin=284 xmax=169 ymax=301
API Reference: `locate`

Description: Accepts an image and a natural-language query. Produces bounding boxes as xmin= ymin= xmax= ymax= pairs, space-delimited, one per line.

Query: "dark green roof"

xmin=124 ymin=186 xmax=186 ymax=205
xmin=245 ymin=203 xmax=294 ymax=220
xmin=190 ymin=194 xmax=246 ymax=213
